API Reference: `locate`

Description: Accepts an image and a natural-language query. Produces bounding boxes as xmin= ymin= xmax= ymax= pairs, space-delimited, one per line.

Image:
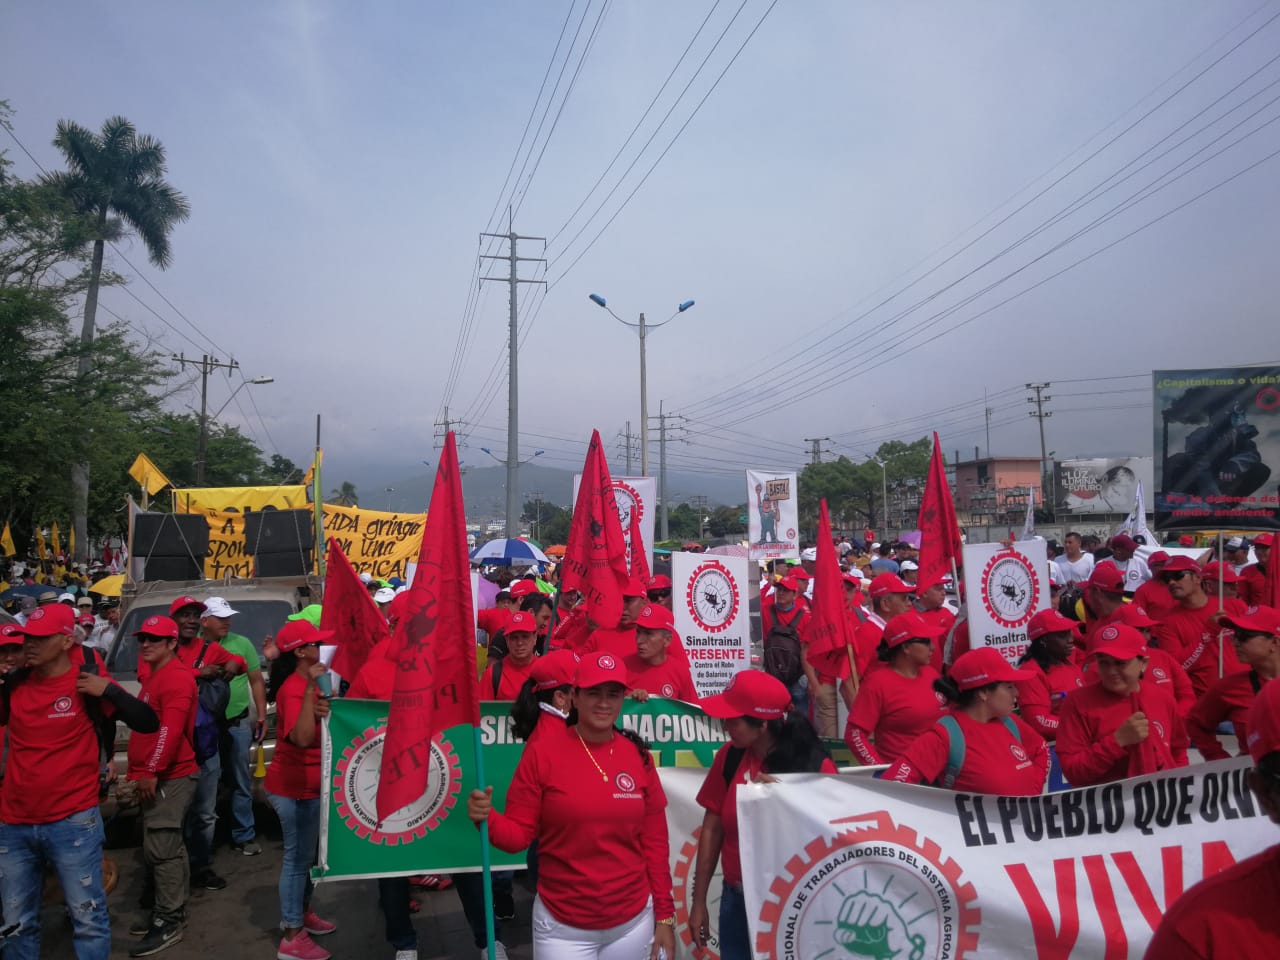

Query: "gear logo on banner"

xmin=334 ymin=725 xmax=460 ymax=845
xmin=980 ymin=549 xmax=1040 ymax=629
xmin=754 ymin=811 xmax=980 ymax=960
xmin=673 ymin=825 xmax=723 ymax=960
xmin=686 ymin=560 xmax=740 ymax=633
xmin=612 ymin=479 xmax=642 ymax=528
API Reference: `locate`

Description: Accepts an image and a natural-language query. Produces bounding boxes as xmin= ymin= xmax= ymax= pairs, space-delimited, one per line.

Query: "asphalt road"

xmin=38 ymin=808 xmax=535 ymax=960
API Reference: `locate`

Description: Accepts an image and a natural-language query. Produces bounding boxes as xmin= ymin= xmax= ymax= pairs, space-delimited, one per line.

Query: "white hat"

xmin=899 ymin=560 xmax=919 ymax=572
xmin=203 ymin=596 xmax=239 ymax=618
xmin=373 ymin=587 xmax=396 ymax=604
xmin=800 ymin=547 xmax=818 ymax=562
xmin=58 ymin=592 xmax=77 ymax=604
xmin=359 ymin=572 xmax=373 ymax=584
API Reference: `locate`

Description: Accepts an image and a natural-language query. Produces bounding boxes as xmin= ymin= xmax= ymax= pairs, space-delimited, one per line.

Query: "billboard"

xmin=1154 ymin=367 xmax=1280 ymax=531
xmin=746 ymin=470 xmax=799 ymax=561
xmin=1052 ymin=457 xmax=1153 ymax=516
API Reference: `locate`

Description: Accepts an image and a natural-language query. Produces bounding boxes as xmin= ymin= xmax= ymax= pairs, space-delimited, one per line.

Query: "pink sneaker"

xmin=303 ymin=910 xmax=337 ymax=936
xmin=277 ymin=930 xmax=330 ymax=960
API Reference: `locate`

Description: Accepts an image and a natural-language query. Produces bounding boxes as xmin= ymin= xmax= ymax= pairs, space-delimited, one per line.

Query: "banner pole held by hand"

xmin=473 ymin=725 xmax=497 ymax=960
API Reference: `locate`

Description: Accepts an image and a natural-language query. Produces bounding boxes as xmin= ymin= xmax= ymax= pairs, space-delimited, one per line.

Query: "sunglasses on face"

xmin=647 ymin=590 xmax=672 ymax=601
xmin=1160 ymin=571 xmax=1190 ymax=583
xmin=137 ymin=636 xmax=170 ymax=646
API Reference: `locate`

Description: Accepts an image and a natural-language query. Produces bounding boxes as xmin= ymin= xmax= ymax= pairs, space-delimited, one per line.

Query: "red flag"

xmin=560 ymin=430 xmax=630 ymax=628
xmin=376 ymin=432 xmax=478 ymax=824
xmin=626 ymin=500 xmax=651 ymax=584
xmin=320 ymin=538 xmax=389 ymax=683
xmin=1269 ymin=536 xmax=1280 ymax=608
xmin=102 ymin=539 xmax=113 ymax=566
xmin=917 ymin=432 xmax=962 ymax=590
xmin=806 ymin=500 xmax=861 ymax=685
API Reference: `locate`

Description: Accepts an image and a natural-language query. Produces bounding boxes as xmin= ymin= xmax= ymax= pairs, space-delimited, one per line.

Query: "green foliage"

xmin=798 ymin=437 xmax=933 ymax=535
xmin=327 ymin=481 xmax=359 ymax=507
xmin=522 ymin=499 xmax=570 ymax=544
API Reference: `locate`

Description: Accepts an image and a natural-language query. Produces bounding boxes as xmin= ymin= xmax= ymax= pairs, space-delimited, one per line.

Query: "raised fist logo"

xmin=834 ymin=892 xmax=926 ymax=960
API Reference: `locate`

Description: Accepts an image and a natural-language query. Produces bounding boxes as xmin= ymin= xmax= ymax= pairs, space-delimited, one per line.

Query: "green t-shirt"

xmin=219 ymin=631 xmax=261 ymax=719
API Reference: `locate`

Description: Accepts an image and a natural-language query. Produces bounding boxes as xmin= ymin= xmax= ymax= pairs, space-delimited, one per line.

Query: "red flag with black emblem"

xmin=376 ymin=432 xmax=478 ymax=825
xmin=320 ymin=538 xmax=389 ymax=683
xmin=806 ymin=499 xmax=862 ymax=686
xmin=561 ymin=430 xmax=630 ymax=629
xmin=917 ymin=432 xmax=962 ymax=590
xmin=626 ymin=499 xmax=651 ymax=584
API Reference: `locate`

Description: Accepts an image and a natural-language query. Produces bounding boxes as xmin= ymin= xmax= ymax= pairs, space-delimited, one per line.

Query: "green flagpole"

xmin=473 ymin=726 xmax=498 ymax=960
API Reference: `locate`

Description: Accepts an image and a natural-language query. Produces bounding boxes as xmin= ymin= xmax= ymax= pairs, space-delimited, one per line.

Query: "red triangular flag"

xmin=626 ymin=500 xmax=651 ymax=584
xmin=376 ymin=433 xmax=478 ymax=824
xmin=320 ymin=539 xmax=390 ymax=683
xmin=917 ymin=433 xmax=962 ymax=590
xmin=805 ymin=500 xmax=861 ymax=684
xmin=102 ymin=540 xmax=113 ymax=566
xmin=560 ymin=430 xmax=630 ymax=628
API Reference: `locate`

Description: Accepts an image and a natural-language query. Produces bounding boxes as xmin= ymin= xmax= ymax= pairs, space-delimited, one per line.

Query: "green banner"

xmin=317 ymin=697 xmax=734 ymax=881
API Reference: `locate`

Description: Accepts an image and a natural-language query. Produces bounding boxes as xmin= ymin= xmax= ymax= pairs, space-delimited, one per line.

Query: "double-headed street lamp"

xmin=588 ymin=294 xmax=694 ymax=476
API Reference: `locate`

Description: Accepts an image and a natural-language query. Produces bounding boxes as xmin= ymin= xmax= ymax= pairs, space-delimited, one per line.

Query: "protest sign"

xmin=173 ymin=485 xmax=311 ymax=578
xmin=1154 ymin=366 xmax=1280 ymax=531
xmin=962 ymin=540 xmax=1050 ymax=665
xmin=1054 ymin=457 xmax=1154 ymax=516
xmin=320 ymin=503 xmax=425 ymax=580
xmin=741 ymin=757 xmax=1269 ymax=960
xmin=318 ymin=696 xmax=729 ymax=881
xmin=746 ymin=470 xmax=799 ymax=561
xmin=671 ymin=551 xmax=750 ymax=697
xmin=573 ymin=474 xmax=656 ymax=573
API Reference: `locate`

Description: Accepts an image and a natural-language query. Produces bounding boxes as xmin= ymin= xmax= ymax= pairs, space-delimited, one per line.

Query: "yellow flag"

xmin=69 ymin=525 xmax=76 ymax=558
xmin=1 ymin=523 xmax=15 ymax=557
xmin=51 ymin=522 xmax=62 ymax=557
xmin=128 ymin=452 xmax=171 ymax=496
xmin=303 ymin=448 xmax=323 ymax=488
xmin=35 ymin=527 xmax=48 ymax=560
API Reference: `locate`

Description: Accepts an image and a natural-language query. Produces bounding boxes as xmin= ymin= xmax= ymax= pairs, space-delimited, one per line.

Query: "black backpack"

xmin=762 ymin=610 xmax=804 ymax=688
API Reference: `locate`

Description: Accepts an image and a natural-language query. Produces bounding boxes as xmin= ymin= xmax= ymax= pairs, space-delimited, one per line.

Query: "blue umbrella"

xmin=470 ymin=538 xmax=550 ymax=566
xmin=1 ymin=584 xmax=46 ymax=603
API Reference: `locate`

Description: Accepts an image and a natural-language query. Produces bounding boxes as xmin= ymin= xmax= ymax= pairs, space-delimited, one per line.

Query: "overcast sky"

xmin=5 ymin=0 xmax=1279 ymax=498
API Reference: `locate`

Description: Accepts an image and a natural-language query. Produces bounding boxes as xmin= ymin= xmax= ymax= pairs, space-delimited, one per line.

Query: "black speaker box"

xmin=254 ymin=551 xmax=314 ymax=578
xmin=244 ymin=509 xmax=313 ymax=555
xmin=133 ymin=512 xmax=210 ymax=558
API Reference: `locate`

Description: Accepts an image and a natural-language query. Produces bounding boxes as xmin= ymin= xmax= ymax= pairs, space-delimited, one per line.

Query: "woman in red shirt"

xmin=1015 ymin=609 xmax=1084 ymax=740
xmin=689 ymin=670 xmax=835 ymax=960
xmin=1056 ymin=624 xmax=1189 ymax=786
xmin=1187 ymin=606 xmax=1280 ymax=760
xmin=468 ymin=652 xmax=676 ymax=960
xmin=843 ymin=611 xmax=946 ymax=764
xmin=509 ymin=648 xmax=578 ymax=743
xmin=883 ymin=648 xmax=1049 ymax=794
xmin=264 ymin=620 xmax=336 ymax=960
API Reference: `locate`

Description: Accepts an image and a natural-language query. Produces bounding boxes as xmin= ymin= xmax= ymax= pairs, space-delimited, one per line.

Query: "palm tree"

xmin=327 ymin=482 xmax=359 ymax=507
xmin=44 ymin=116 xmax=190 ymax=562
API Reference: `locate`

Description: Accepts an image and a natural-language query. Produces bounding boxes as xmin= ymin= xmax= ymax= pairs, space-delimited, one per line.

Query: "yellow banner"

xmin=128 ymin=452 xmax=171 ymax=496
xmin=1 ymin=523 xmax=15 ymax=557
xmin=173 ymin=486 xmax=308 ymax=513
xmin=321 ymin=503 xmax=425 ymax=580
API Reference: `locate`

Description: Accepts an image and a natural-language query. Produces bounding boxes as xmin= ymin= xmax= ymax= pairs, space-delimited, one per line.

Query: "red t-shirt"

xmin=1152 ymin=598 xmax=1248 ymax=695
xmin=1081 ymin=647 xmax=1195 ymax=717
xmin=844 ymin=666 xmax=946 ymax=764
xmin=548 ymin=608 xmax=592 ymax=653
xmin=1237 ymin=563 xmax=1273 ymax=607
xmin=1134 ymin=579 xmax=1177 ymax=621
xmin=696 ymin=743 xmax=837 ymax=886
xmin=944 ymin=619 xmax=971 ymax=666
xmin=1143 ymin=844 xmax=1280 ymax=959
xmin=128 ymin=656 xmax=197 ymax=780
xmin=263 ymin=673 xmax=322 ymax=800
xmin=486 ymin=722 xmax=674 ymax=929
xmin=1186 ymin=671 xmax=1263 ymax=761
xmin=1 ymin=665 xmax=118 ymax=824
xmin=883 ymin=711 xmax=1048 ymax=795
xmin=481 ymin=656 xmax=536 ymax=700
xmin=347 ymin=637 xmax=396 ymax=700
xmin=589 ymin=626 xmax=638 ymax=660
xmin=623 ymin=654 xmax=698 ymax=702
xmin=1055 ymin=681 xmax=1188 ymax=786
xmin=1015 ymin=659 xmax=1084 ymax=740
xmin=477 ymin=607 xmax=512 ymax=637
xmin=916 ymin=606 xmax=956 ymax=674
xmin=137 ymin=637 xmax=246 ymax=683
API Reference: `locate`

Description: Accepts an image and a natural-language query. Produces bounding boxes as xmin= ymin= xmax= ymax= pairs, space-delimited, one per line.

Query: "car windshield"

xmin=108 ymin=599 xmax=294 ymax=678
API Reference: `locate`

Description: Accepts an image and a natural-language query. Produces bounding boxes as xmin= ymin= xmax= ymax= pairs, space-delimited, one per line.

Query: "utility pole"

xmin=1026 ymin=382 xmax=1053 ymax=508
xmin=692 ymin=495 xmax=709 ymax=539
xmin=653 ymin=402 xmax=687 ymax=541
xmin=616 ymin=421 xmax=639 ymax=475
xmin=434 ymin=406 xmax=464 ymax=448
xmin=480 ymin=213 xmax=545 ymax=537
xmin=526 ymin=490 xmax=544 ymax=541
xmin=984 ymin=387 xmax=992 ymax=458
xmin=174 ymin=353 xmax=240 ymax=485
xmin=804 ymin=437 xmax=832 ymax=465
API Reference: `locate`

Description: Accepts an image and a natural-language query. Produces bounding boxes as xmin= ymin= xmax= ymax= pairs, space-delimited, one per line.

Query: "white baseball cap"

xmin=359 ymin=572 xmax=373 ymax=584
xmin=203 ymin=596 xmax=239 ymax=618
xmin=373 ymin=587 xmax=396 ymax=604
xmin=899 ymin=560 xmax=919 ymax=572
xmin=800 ymin=547 xmax=818 ymax=561
xmin=58 ymin=592 xmax=77 ymax=604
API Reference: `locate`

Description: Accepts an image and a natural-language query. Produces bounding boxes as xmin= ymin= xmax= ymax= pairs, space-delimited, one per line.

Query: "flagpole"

xmin=472 ymin=726 xmax=498 ymax=960
xmin=1217 ymin=529 xmax=1225 ymax=681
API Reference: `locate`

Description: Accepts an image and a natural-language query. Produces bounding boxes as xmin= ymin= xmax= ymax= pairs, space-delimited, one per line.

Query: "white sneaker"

xmin=394 ymin=951 xmax=418 ymax=960
xmin=479 ymin=943 xmax=509 ymax=960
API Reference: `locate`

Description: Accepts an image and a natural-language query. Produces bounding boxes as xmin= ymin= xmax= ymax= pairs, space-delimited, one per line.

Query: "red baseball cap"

xmin=1085 ymin=565 xmax=1125 ymax=594
xmin=20 ymin=604 xmax=76 ymax=638
xmin=1246 ymin=674 xmax=1280 ymax=762
xmin=774 ymin=575 xmax=801 ymax=593
xmin=505 ymin=611 xmax=537 ymax=635
xmin=841 ymin=573 xmax=863 ymax=588
xmin=1116 ymin=604 xmax=1161 ymax=629
xmin=1111 ymin=533 xmax=1138 ymax=551
xmin=168 ymin=595 xmax=205 ymax=617
xmin=1161 ymin=555 xmax=1202 ymax=575
xmin=622 ymin=576 xmax=648 ymax=598
xmin=133 ymin=615 xmax=179 ymax=639
xmin=700 ymin=669 xmax=790 ymax=720
xmin=882 ymin=611 xmax=947 ymax=649
xmin=0 ymin=624 xmax=24 ymax=646
xmin=1254 ymin=533 xmax=1274 ymax=548
xmin=508 ymin=580 xmax=540 ymax=599
xmin=790 ymin=567 xmax=813 ymax=581
xmin=868 ymin=574 xmax=914 ymax=599
xmin=1027 ymin=608 xmax=1083 ymax=640
xmin=634 ymin=604 xmax=675 ymax=631
xmin=647 ymin=575 xmax=673 ymax=592
xmin=1220 ymin=605 xmax=1280 ymax=638
xmin=1148 ymin=550 xmax=1171 ymax=568
xmin=1178 ymin=535 xmax=1196 ymax=547
xmin=531 ymin=650 xmax=578 ymax=691
xmin=276 ymin=619 xmax=335 ymax=653
xmin=574 ymin=651 xmax=630 ymax=690
xmin=949 ymin=648 xmax=1033 ymax=690
xmin=1087 ymin=623 xmax=1149 ymax=661
xmin=1200 ymin=561 xmax=1242 ymax=584
xmin=77 ymin=613 xmax=97 ymax=629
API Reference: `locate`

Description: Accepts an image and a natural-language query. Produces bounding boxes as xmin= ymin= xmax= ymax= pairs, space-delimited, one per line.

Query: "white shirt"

xmin=86 ymin=620 xmax=116 ymax=652
xmin=1102 ymin=555 xmax=1151 ymax=592
xmin=1056 ymin=553 xmax=1096 ymax=585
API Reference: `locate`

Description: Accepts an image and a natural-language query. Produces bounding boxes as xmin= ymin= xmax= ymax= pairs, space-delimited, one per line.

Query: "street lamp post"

xmin=480 ymin=448 xmax=545 ymax=536
xmin=200 ymin=376 xmax=274 ymax=484
xmin=588 ymin=294 xmax=694 ymax=476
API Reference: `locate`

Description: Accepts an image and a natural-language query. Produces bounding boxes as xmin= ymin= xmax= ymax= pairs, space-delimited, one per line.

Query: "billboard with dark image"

xmin=1154 ymin=367 xmax=1280 ymax=531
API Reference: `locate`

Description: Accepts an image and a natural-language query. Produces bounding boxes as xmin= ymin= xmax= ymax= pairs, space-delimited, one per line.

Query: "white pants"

xmin=532 ymin=894 xmax=655 ymax=959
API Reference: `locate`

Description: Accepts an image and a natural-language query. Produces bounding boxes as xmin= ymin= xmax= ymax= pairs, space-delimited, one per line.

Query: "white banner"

xmin=740 ymin=758 xmax=1268 ymax=960
xmin=746 ymin=470 xmax=799 ymax=561
xmin=573 ymin=474 xmax=656 ymax=574
xmin=962 ymin=540 xmax=1050 ymax=665
xmin=672 ymin=551 xmax=751 ymax=698
xmin=664 ymin=767 xmax=724 ymax=960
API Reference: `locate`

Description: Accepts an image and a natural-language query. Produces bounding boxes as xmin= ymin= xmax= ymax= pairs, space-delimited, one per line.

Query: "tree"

xmin=798 ymin=438 xmax=933 ymax=537
xmin=707 ymin=504 xmax=747 ymax=538
xmin=44 ymin=115 xmax=190 ymax=561
xmin=522 ymin=499 xmax=570 ymax=545
xmin=328 ymin=482 xmax=359 ymax=506
xmin=267 ymin=453 xmax=302 ymax=484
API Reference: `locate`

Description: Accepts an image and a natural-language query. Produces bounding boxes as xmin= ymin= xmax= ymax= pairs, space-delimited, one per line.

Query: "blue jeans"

xmin=266 ymin=791 xmax=319 ymax=930
xmin=718 ymin=882 xmax=750 ymax=960
xmin=0 ymin=807 xmax=111 ymax=960
xmin=788 ymin=674 xmax=810 ymax=723
xmin=220 ymin=721 xmax=256 ymax=843
xmin=185 ymin=752 xmax=220 ymax=870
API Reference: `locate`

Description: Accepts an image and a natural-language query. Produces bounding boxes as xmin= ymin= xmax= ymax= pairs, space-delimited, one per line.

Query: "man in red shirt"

xmin=128 ymin=615 xmax=199 ymax=956
xmin=1134 ymin=551 xmax=1177 ymax=621
xmin=1186 ymin=605 xmax=1280 ymax=760
xmin=760 ymin=575 xmax=813 ymax=716
xmin=1144 ymin=669 xmax=1280 ymax=958
xmin=646 ymin=574 xmax=674 ymax=611
xmin=1152 ymin=556 xmax=1247 ymax=695
xmin=855 ymin=574 xmax=915 ymax=678
xmin=1239 ymin=532 xmax=1274 ymax=607
xmin=0 ymin=604 xmax=157 ymax=960
xmin=588 ymin=577 xmax=650 ymax=659
xmin=480 ymin=611 xmax=539 ymax=699
xmin=624 ymin=604 xmax=698 ymax=702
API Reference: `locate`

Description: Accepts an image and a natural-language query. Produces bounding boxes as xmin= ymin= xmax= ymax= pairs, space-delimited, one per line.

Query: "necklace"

xmin=576 ymin=730 xmax=612 ymax=782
